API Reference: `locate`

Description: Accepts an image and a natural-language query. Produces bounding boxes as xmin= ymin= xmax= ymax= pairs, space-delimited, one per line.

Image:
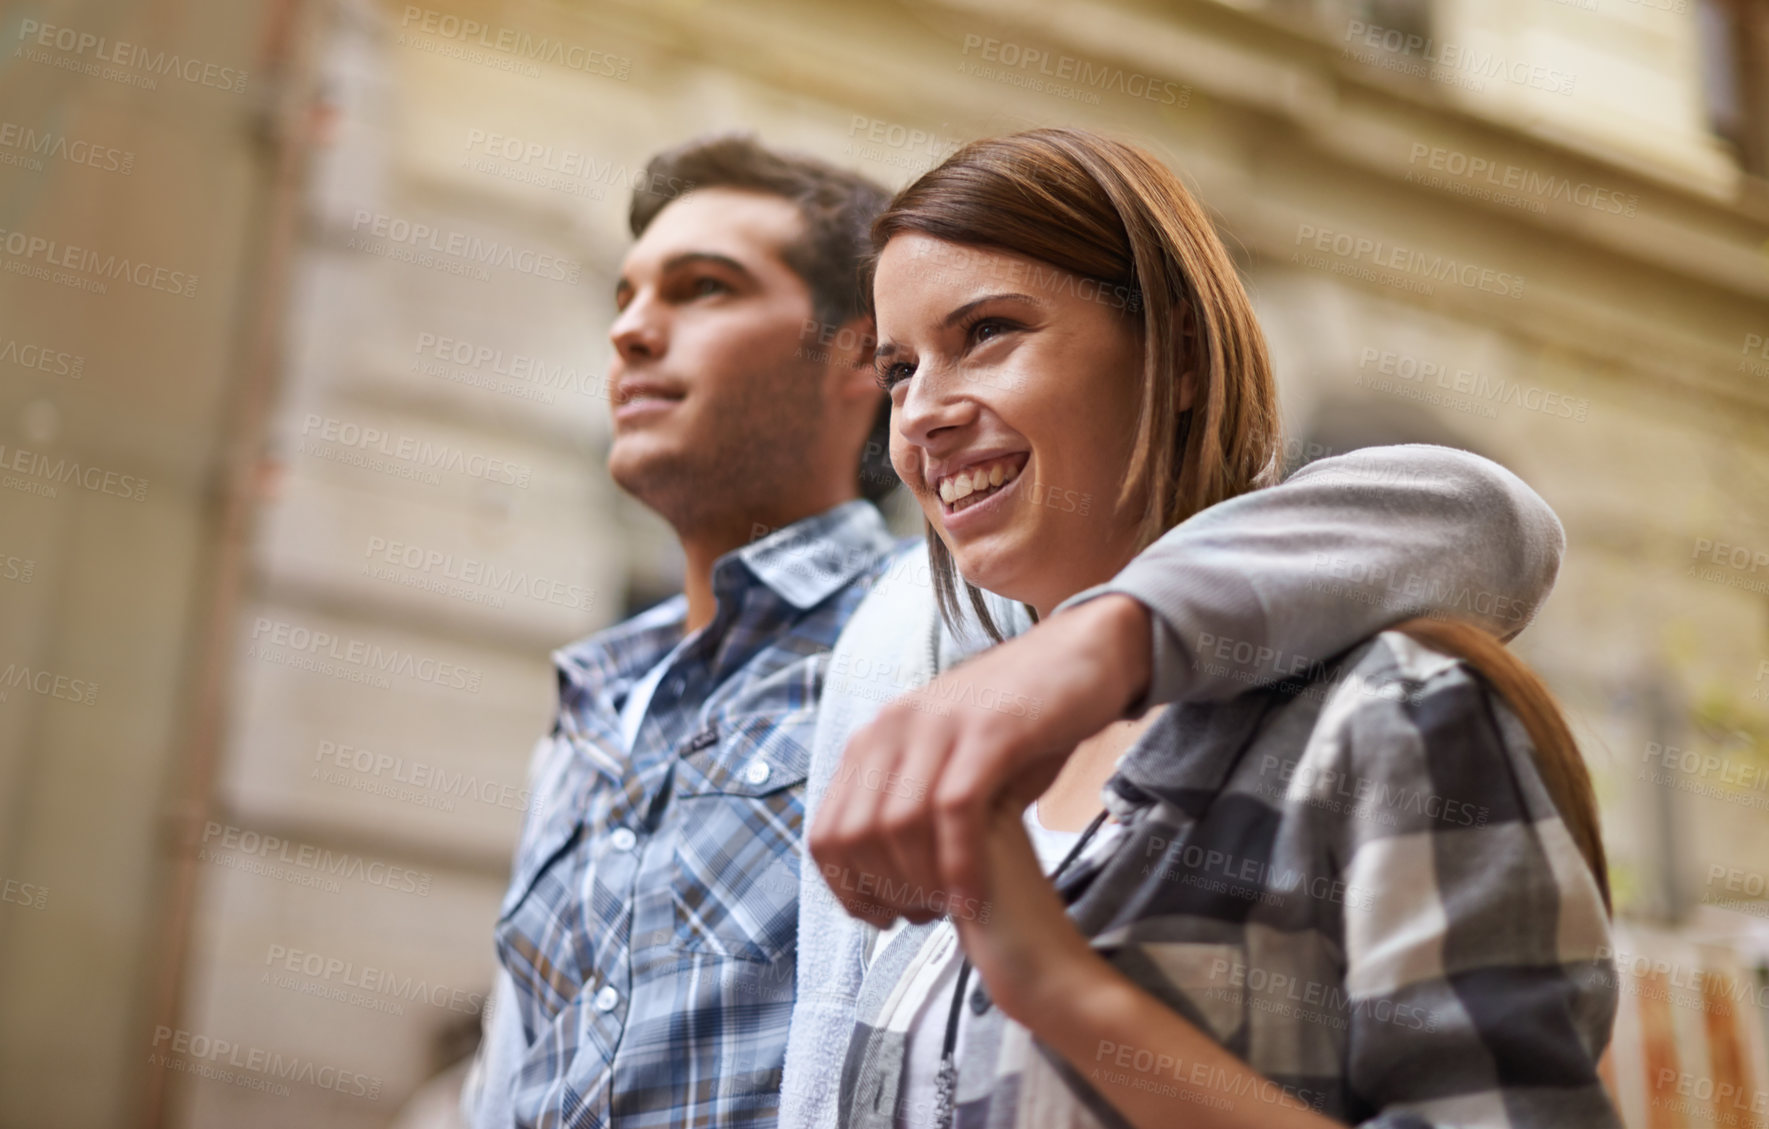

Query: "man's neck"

xmin=674 ymin=496 xmax=856 ymax=635
xmin=680 ymin=535 xmax=739 ymax=637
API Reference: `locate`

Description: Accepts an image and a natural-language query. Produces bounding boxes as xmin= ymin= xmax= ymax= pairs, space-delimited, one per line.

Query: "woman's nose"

xmin=895 ymin=361 xmax=975 ymax=449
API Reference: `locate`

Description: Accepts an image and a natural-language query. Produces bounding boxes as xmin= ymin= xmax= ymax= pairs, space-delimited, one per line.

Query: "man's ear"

xmin=826 ymin=314 xmax=880 ymax=404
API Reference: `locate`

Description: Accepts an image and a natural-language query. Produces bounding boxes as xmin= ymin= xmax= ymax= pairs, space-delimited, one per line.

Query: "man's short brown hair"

xmin=631 ymin=134 xmax=897 ymax=505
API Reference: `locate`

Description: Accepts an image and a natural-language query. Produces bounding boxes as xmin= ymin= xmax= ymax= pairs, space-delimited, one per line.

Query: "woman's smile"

xmin=874 ymin=233 xmax=1147 ymax=617
xmin=931 ymin=451 xmax=1029 ymax=528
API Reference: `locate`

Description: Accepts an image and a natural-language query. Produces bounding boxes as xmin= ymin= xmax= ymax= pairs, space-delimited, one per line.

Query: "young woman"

xmin=808 ymin=129 xmax=1618 ymax=1129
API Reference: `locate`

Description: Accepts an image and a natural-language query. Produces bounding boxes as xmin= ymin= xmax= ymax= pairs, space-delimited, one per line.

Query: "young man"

xmin=465 ymin=134 xmax=1566 ymax=1129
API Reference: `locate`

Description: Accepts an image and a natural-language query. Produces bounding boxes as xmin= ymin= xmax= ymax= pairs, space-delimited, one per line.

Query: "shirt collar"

xmin=723 ymin=498 xmax=895 ymax=611
xmin=548 ymin=499 xmax=895 ymax=724
xmin=1109 ymin=700 xmax=1260 ymax=810
xmin=1107 ymin=651 xmax=1364 ymax=817
xmin=550 ymin=594 xmax=688 ymax=725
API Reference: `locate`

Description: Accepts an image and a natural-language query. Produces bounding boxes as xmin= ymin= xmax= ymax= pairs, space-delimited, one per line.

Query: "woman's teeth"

xmin=937 ymin=457 xmax=1022 ymax=510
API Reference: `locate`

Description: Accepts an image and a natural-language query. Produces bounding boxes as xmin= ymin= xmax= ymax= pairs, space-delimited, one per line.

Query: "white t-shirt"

xmin=618 ymin=656 xmax=673 ymax=752
xmin=890 ymin=803 xmax=1085 ymax=1129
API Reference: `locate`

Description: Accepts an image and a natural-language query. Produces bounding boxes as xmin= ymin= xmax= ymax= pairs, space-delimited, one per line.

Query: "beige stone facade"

xmin=0 ymin=0 xmax=1765 ymax=1125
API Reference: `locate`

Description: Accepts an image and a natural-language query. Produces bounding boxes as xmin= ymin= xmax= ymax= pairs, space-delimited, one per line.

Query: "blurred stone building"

xmin=0 ymin=0 xmax=1766 ymax=1126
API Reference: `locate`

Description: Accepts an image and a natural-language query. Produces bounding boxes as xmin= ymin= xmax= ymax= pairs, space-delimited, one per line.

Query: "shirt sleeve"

xmin=463 ymin=735 xmax=556 ymax=1129
xmin=781 ymin=549 xmax=929 ymax=1129
xmin=1329 ymin=663 xmax=1620 ymax=1129
xmin=459 ymin=969 xmax=524 ymax=1129
xmin=1053 ymin=444 xmax=1564 ymax=711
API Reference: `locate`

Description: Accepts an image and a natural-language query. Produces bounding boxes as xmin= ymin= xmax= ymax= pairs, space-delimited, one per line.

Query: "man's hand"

xmin=808 ymin=594 xmax=1152 ymax=928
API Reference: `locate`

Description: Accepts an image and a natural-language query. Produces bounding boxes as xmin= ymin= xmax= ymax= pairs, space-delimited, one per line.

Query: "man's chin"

xmin=606 ymin=436 xmax=677 ymax=495
xmin=607 ymin=437 xmax=722 ymax=515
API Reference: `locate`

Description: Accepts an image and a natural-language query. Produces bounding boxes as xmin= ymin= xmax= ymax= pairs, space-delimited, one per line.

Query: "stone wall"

xmin=0 ymin=0 xmax=1764 ymax=1125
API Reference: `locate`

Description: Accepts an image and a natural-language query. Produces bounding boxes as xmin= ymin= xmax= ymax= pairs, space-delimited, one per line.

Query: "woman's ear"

xmin=1175 ymin=301 xmax=1199 ymax=412
xmin=1178 ymin=369 xmax=1198 ymax=413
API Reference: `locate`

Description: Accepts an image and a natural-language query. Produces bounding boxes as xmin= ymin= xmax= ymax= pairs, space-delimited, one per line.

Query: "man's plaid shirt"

xmin=492 ymin=500 xmax=898 ymax=1128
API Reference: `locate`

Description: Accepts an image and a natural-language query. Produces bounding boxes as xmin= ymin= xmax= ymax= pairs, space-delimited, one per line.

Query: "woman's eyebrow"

xmin=873 ymin=291 xmax=1041 ymax=362
xmin=941 ymin=291 xmax=1037 ymax=328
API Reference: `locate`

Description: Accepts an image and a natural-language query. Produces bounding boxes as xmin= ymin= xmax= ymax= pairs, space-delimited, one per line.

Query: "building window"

xmin=1284 ymin=0 xmax=1432 ymax=43
xmin=1698 ymin=0 xmax=1769 ymax=177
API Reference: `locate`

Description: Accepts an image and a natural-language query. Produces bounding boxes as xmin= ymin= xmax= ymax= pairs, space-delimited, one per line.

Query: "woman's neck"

xmin=1029 ymin=546 xmax=1145 ymax=623
xmin=1020 ymin=546 xmax=1159 ymax=829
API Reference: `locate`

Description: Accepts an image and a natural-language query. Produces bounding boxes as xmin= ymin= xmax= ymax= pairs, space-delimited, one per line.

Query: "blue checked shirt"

xmin=482 ymin=500 xmax=899 ymax=1129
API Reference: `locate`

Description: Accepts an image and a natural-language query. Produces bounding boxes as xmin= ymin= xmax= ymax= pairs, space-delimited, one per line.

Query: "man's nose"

xmin=610 ymin=296 xmax=666 ymax=363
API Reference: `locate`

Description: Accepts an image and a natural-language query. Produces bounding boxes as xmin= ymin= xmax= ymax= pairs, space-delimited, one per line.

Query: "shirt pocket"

xmin=497 ymin=736 xmax=593 ymax=924
xmin=669 ymin=707 xmax=814 ymax=964
xmin=1120 ymin=939 xmax=1249 ymax=1045
xmin=493 ymin=819 xmax=595 ymax=1023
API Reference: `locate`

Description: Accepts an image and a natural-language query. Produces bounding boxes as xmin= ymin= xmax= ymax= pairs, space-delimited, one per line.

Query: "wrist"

xmin=1071 ymin=594 xmax=1152 ymax=717
xmin=1004 ymin=940 xmax=1127 ymax=1033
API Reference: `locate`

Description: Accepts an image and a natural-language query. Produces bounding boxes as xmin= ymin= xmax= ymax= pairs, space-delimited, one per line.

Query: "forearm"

xmin=1027 ymin=956 xmax=1341 ymax=1129
xmin=1028 ymin=593 xmax=1152 ymax=728
xmin=1057 ymin=444 xmax=1563 ymax=709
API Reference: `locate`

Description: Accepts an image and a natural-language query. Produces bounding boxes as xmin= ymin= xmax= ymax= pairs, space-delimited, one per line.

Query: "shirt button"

xmin=744 ymin=760 xmax=771 ymax=786
xmin=970 ymin=984 xmax=992 ymax=1015
xmin=609 ymin=828 xmax=637 ymax=852
xmin=594 ymin=985 xmax=619 ymax=1012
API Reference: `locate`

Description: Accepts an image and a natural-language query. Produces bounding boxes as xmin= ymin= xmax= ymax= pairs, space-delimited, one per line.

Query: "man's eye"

xmin=689 ymin=276 xmax=729 ymax=297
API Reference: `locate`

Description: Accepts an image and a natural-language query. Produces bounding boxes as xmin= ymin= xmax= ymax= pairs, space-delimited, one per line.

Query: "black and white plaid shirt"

xmin=839 ymin=630 xmax=1621 ymax=1129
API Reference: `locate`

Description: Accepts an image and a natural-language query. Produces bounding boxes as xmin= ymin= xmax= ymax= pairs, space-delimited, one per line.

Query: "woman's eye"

xmin=875 ymin=362 xmax=914 ymax=391
xmin=968 ymin=318 xmax=1014 ymax=346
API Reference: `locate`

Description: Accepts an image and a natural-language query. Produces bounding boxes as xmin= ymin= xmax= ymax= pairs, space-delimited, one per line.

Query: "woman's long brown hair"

xmin=870 ymin=131 xmax=1611 ymax=911
xmin=1391 ymin=617 xmax=1611 ymax=914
